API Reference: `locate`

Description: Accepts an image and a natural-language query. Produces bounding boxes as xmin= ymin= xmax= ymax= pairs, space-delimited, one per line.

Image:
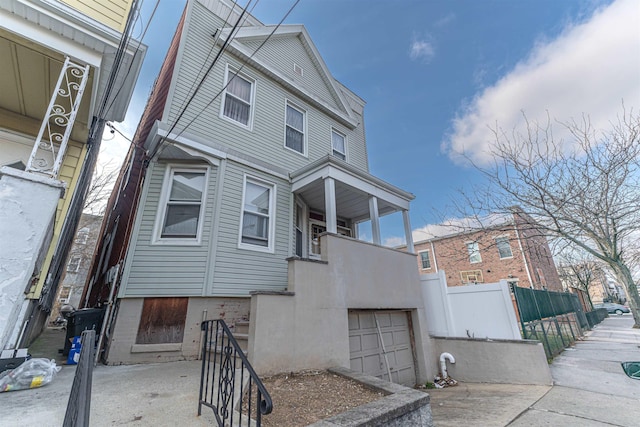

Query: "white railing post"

xmin=26 ymin=57 xmax=90 ymax=178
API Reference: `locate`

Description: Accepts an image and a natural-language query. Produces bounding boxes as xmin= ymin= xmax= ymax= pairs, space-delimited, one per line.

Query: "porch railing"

xmin=198 ymin=319 xmax=272 ymax=426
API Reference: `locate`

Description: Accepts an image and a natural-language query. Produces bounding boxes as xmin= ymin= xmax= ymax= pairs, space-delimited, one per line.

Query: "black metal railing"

xmin=63 ymin=329 xmax=96 ymax=427
xmin=198 ymin=319 xmax=272 ymax=426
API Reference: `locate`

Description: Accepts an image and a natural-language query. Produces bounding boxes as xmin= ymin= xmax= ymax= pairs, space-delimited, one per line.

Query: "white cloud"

xmin=409 ymin=37 xmax=435 ymax=62
xmin=443 ymin=0 xmax=640 ymax=165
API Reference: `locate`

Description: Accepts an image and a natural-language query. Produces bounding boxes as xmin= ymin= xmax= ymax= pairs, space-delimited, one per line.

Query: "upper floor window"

xmin=331 ymin=129 xmax=346 ymax=160
xmin=496 ymin=236 xmax=513 ymax=259
xmin=222 ymin=67 xmax=254 ymax=128
xmin=466 ymin=241 xmax=481 ymax=263
xmin=156 ymin=167 xmax=208 ymax=243
xmin=239 ymin=177 xmax=275 ymax=252
xmin=285 ymin=102 xmax=306 ymax=155
xmin=75 ymin=227 xmax=90 ymax=245
xmin=419 ymin=251 xmax=431 ymax=269
xmin=67 ymin=254 xmax=82 ymax=273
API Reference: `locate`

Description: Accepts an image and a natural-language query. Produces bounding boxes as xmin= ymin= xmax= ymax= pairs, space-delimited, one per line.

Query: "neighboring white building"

xmin=0 ymin=0 xmax=145 ymax=351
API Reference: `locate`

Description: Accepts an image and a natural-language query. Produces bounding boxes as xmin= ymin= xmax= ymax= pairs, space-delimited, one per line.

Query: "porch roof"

xmin=290 ymin=155 xmax=414 ymax=222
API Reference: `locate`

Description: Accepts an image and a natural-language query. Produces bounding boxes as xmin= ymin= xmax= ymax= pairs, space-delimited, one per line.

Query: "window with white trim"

xmin=419 ymin=251 xmax=431 ymax=269
xmin=331 ymin=129 xmax=346 ymax=160
xmin=157 ymin=167 xmax=207 ymax=241
xmin=75 ymin=227 xmax=89 ymax=245
xmin=285 ymin=102 xmax=306 ymax=154
xmin=67 ymin=255 xmax=82 ymax=273
xmin=461 ymin=270 xmax=484 ymax=284
xmin=496 ymin=236 xmax=513 ymax=259
xmin=58 ymin=286 xmax=71 ymax=304
xmin=240 ymin=177 xmax=275 ymax=251
xmin=222 ymin=67 xmax=254 ymax=127
xmin=466 ymin=241 xmax=481 ymax=263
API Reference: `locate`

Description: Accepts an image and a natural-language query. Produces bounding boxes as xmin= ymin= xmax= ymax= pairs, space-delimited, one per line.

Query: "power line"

xmin=151 ymin=0 xmax=301 ymax=161
xmin=104 ymin=0 xmax=162 ymax=119
xmin=148 ymin=0 xmax=255 ymax=160
xmin=171 ymin=0 xmax=255 ymax=129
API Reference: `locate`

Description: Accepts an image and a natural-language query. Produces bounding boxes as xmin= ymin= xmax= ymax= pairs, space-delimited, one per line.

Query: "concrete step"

xmin=234 ymin=333 xmax=248 ymax=352
xmin=234 ymin=320 xmax=250 ymax=335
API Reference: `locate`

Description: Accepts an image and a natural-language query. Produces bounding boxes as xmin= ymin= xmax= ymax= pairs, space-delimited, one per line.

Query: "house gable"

xmin=220 ymin=25 xmax=357 ymax=129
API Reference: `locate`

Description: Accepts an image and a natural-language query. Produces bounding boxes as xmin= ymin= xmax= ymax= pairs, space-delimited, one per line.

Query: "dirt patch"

xmin=258 ymin=370 xmax=385 ymax=426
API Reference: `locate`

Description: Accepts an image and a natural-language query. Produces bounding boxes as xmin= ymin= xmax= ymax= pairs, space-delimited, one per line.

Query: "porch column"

xmin=369 ymin=196 xmax=381 ymax=245
xmin=403 ymin=209 xmax=414 ymax=253
xmin=324 ymin=177 xmax=337 ymax=233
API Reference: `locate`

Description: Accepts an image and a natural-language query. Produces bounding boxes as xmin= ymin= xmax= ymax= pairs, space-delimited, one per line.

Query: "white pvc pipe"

xmin=440 ymin=352 xmax=455 ymax=378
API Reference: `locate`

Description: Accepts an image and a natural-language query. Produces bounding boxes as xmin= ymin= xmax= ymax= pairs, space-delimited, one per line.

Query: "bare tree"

xmin=456 ymin=109 xmax=640 ymax=327
xmin=556 ymin=251 xmax=609 ymax=310
xmin=83 ymin=161 xmax=118 ymax=215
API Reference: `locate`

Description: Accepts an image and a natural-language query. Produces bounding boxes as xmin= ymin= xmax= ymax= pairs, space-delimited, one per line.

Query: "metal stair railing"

xmin=198 ymin=319 xmax=272 ymax=426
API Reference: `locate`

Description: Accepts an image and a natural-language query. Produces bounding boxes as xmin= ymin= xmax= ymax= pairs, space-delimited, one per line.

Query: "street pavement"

xmin=1 ymin=315 xmax=638 ymax=426
xmin=430 ymin=314 xmax=640 ymax=426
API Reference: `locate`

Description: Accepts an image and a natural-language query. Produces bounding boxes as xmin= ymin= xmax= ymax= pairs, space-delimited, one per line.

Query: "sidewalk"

xmin=429 ymin=314 xmax=640 ymax=426
xmin=1 ymin=315 xmax=639 ymax=426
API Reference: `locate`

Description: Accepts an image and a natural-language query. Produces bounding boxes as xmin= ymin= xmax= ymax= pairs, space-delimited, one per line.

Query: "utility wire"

xmin=150 ymin=0 xmax=301 ymax=161
xmin=171 ymin=0 xmax=252 ymax=129
xmin=148 ymin=0 xmax=255 ymax=160
xmin=104 ymin=0 xmax=162 ymax=119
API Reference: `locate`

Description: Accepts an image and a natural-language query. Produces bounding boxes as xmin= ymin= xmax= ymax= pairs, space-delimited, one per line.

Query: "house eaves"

xmin=218 ymin=25 xmax=359 ymax=130
xmin=0 ymin=0 xmax=147 ymax=122
xmin=291 ymin=155 xmax=415 ymax=212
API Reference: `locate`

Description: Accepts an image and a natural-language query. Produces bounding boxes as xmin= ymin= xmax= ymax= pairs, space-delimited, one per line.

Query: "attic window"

xmin=293 ymin=63 xmax=303 ymax=77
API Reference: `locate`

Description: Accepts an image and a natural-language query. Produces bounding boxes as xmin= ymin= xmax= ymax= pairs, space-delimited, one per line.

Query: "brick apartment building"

xmin=413 ymin=210 xmax=563 ymax=291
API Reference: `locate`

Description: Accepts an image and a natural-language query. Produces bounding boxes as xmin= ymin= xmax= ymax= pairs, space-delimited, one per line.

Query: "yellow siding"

xmin=28 ymin=139 xmax=87 ymax=298
xmin=59 ymin=0 xmax=134 ymax=32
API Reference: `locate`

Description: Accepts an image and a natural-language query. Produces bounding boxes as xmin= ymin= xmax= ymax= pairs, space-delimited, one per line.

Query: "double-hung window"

xmin=331 ymin=129 xmax=346 ymax=160
xmin=419 ymin=251 xmax=431 ymax=269
xmin=157 ymin=167 xmax=207 ymax=242
xmin=240 ymin=177 xmax=275 ymax=252
xmin=285 ymin=102 xmax=306 ymax=155
xmin=496 ymin=236 xmax=513 ymax=259
xmin=466 ymin=241 xmax=482 ymax=263
xmin=222 ymin=67 xmax=254 ymax=127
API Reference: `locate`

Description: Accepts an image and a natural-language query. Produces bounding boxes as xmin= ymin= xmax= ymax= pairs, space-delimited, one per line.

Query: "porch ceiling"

xmin=291 ymin=156 xmax=415 ymax=222
xmin=0 ymin=30 xmax=93 ymax=142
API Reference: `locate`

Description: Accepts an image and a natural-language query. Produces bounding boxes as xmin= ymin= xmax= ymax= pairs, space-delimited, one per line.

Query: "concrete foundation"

xmin=249 ymin=234 xmax=437 ymax=383
xmin=105 ymin=296 xmax=250 ymax=364
xmin=432 ymin=336 xmax=552 ymax=385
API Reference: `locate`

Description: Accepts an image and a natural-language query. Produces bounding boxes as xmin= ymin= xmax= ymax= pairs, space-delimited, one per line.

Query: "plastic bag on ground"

xmin=0 ymin=358 xmax=61 ymax=392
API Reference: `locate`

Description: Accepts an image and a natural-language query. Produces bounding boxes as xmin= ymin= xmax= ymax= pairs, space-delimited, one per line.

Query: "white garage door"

xmin=348 ymin=310 xmax=416 ymax=386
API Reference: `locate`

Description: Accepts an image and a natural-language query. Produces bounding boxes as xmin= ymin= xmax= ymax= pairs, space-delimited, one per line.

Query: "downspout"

xmin=430 ymin=241 xmax=439 ymax=272
xmin=514 ymin=224 xmax=533 ymax=288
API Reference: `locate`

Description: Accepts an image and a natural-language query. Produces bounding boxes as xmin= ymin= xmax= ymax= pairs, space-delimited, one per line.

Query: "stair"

xmin=233 ymin=320 xmax=250 ymax=353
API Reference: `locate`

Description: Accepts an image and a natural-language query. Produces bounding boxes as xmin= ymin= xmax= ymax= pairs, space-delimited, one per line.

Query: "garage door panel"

xmin=361 ymin=333 xmax=379 ymax=350
xmin=391 ymin=312 xmax=408 ymax=327
xmin=348 ymin=310 xmax=417 ymax=387
xmin=349 ymin=335 xmax=362 ymax=352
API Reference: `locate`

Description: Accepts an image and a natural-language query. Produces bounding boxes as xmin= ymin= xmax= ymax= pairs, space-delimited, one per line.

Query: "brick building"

xmin=412 ymin=210 xmax=562 ymax=291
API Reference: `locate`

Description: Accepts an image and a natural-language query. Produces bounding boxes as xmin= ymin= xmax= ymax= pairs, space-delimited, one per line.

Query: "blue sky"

xmin=101 ymin=0 xmax=640 ymax=245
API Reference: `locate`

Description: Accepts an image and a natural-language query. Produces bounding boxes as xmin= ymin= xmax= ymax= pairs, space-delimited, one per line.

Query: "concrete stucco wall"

xmin=249 ymin=234 xmax=437 ymax=383
xmin=432 ymin=336 xmax=552 ymax=385
xmin=0 ymin=167 xmax=64 ymax=350
xmin=106 ymin=296 xmax=249 ymax=364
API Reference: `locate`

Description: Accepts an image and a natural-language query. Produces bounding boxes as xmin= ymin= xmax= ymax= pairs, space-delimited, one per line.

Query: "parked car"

xmin=594 ymin=303 xmax=630 ymax=315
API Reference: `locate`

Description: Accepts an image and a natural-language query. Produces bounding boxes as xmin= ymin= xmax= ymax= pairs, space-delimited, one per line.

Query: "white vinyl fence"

xmin=421 ymin=271 xmax=521 ymax=340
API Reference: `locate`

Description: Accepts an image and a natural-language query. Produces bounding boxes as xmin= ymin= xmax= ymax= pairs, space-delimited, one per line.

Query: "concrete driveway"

xmin=430 ymin=314 xmax=640 ymax=427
